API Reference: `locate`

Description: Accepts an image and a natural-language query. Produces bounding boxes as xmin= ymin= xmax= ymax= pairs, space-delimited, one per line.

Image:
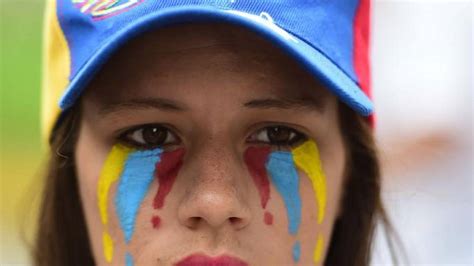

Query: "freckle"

xmin=151 ymin=215 xmax=161 ymax=229
xmin=264 ymin=211 xmax=273 ymax=225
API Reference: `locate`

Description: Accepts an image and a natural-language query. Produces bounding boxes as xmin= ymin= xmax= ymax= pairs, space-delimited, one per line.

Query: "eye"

xmin=248 ymin=125 xmax=307 ymax=148
xmin=119 ymin=124 xmax=179 ymax=149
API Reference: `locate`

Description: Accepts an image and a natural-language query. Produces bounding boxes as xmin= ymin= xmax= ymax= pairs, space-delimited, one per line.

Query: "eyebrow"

xmin=99 ymin=95 xmax=324 ymax=116
xmin=99 ymin=97 xmax=187 ymax=116
xmin=243 ymin=97 xmax=325 ymax=113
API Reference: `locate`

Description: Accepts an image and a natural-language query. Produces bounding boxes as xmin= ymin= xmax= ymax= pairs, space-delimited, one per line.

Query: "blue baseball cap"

xmin=42 ymin=0 xmax=373 ymax=137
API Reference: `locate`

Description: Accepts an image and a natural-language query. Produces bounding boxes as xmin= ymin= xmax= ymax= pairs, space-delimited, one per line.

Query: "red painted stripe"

xmin=244 ymin=146 xmax=272 ymax=209
xmin=151 ymin=215 xmax=161 ymax=229
xmin=353 ymin=0 xmax=375 ymax=125
xmin=264 ymin=211 xmax=273 ymax=225
xmin=153 ymin=148 xmax=185 ymax=209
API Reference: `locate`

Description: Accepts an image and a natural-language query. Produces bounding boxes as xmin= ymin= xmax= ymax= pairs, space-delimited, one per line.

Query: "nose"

xmin=177 ymin=146 xmax=252 ymax=231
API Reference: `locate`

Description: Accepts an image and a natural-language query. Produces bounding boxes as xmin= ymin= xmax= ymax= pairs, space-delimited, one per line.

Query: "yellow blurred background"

xmin=0 ymin=0 xmax=472 ymax=265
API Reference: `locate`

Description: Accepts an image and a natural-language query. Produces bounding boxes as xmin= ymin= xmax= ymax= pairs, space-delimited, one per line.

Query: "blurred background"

xmin=0 ymin=0 xmax=472 ymax=265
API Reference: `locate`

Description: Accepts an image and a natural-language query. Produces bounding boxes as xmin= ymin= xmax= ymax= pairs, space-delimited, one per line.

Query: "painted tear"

xmin=115 ymin=147 xmax=163 ymax=243
xmin=151 ymin=215 xmax=161 ymax=229
xmin=153 ymin=148 xmax=185 ymax=209
xmin=97 ymin=144 xmax=133 ymax=262
xmin=126 ymin=252 xmax=134 ymax=266
xmin=266 ymin=151 xmax=302 ymax=235
xmin=244 ymin=146 xmax=272 ymax=209
xmin=292 ymin=140 xmax=328 ymax=263
xmin=292 ymin=241 xmax=301 ymax=263
xmin=102 ymin=231 xmax=114 ymax=262
xmin=292 ymin=140 xmax=327 ymax=224
xmin=264 ymin=211 xmax=273 ymax=225
xmin=314 ymin=235 xmax=325 ymax=263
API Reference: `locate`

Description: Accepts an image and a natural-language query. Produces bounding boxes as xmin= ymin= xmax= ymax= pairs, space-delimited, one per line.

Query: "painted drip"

xmin=126 ymin=252 xmax=134 ymax=266
xmin=314 ymin=235 xmax=324 ymax=263
xmin=264 ymin=211 xmax=273 ymax=225
xmin=115 ymin=147 xmax=163 ymax=243
xmin=292 ymin=241 xmax=301 ymax=262
xmin=243 ymin=146 xmax=272 ymax=209
xmin=292 ymin=140 xmax=327 ymax=224
xmin=97 ymin=144 xmax=133 ymax=262
xmin=266 ymin=151 xmax=302 ymax=234
xmin=153 ymin=148 xmax=185 ymax=209
xmin=151 ymin=215 xmax=161 ymax=229
xmin=292 ymin=140 xmax=328 ymax=263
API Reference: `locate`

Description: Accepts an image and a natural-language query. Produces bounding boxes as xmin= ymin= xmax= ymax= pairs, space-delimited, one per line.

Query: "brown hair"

xmin=32 ymin=102 xmax=402 ymax=266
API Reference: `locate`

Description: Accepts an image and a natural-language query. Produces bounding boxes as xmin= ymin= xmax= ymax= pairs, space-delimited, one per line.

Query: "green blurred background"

xmin=1 ymin=1 xmax=45 ymax=264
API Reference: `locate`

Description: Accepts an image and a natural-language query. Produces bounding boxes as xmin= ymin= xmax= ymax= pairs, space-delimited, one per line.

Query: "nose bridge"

xmin=177 ymin=139 xmax=252 ymax=229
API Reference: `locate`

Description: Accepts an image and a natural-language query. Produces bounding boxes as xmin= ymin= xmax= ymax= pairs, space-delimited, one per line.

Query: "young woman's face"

xmin=75 ymin=23 xmax=346 ymax=266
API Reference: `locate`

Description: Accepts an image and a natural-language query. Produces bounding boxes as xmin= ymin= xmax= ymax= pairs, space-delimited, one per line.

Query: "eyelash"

xmin=118 ymin=124 xmax=307 ymax=150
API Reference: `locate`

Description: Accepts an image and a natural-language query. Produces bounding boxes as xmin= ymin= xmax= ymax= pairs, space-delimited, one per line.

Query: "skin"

xmin=75 ymin=22 xmax=346 ymax=265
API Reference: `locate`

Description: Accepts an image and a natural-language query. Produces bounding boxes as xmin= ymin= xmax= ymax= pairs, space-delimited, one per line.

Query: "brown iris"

xmin=141 ymin=126 xmax=167 ymax=146
xmin=267 ymin=126 xmax=293 ymax=144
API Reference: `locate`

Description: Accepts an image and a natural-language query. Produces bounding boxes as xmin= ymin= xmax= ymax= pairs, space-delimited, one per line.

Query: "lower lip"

xmin=175 ymin=254 xmax=248 ymax=266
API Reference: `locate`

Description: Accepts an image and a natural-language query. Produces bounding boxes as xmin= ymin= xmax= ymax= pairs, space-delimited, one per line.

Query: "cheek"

xmin=95 ymin=145 xmax=185 ymax=265
xmin=292 ymin=140 xmax=329 ymax=264
xmin=243 ymin=140 xmax=330 ymax=264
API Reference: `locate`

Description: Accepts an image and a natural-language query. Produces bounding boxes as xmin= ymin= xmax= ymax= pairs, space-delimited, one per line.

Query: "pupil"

xmin=268 ymin=126 xmax=290 ymax=143
xmin=142 ymin=126 xmax=166 ymax=145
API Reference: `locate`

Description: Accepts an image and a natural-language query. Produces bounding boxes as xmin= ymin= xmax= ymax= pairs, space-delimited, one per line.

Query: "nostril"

xmin=186 ymin=217 xmax=201 ymax=229
xmin=229 ymin=216 xmax=246 ymax=229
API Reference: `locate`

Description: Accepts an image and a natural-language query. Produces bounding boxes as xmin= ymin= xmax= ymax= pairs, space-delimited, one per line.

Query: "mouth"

xmin=174 ymin=253 xmax=248 ymax=266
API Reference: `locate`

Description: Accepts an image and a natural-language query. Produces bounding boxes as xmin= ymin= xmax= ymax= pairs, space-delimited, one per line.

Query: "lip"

xmin=175 ymin=254 xmax=249 ymax=266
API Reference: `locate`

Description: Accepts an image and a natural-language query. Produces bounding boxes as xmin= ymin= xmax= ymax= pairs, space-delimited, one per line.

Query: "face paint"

xmin=292 ymin=241 xmax=301 ymax=262
xmin=126 ymin=252 xmax=134 ymax=266
xmin=153 ymin=148 xmax=185 ymax=209
xmin=264 ymin=211 xmax=273 ymax=225
xmin=292 ymin=140 xmax=326 ymax=224
xmin=266 ymin=151 xmax=302 ymax=234
xmin=97 ymin=144 xmax=133 ymax=262
xmin=313 ymin=235 xmax=324 ymax=263
xmin=244 ymin=146 xmax=272 ymax=209
xmin=115 ymin=148 xmax=163 ymax=243
xmin=292 ymin=140 xmax=328 ymax=263
xmin=151 ymin=215 xmax=161 ymax=229
xmin=98 ymin=144 xmax=164 ymax=264
xmin=245 ymin=139 xmax=327 ymax=263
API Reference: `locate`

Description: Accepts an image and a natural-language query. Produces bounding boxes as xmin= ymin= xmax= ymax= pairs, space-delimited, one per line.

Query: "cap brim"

xmin=59 ymin=6 xmax=373 ymax=116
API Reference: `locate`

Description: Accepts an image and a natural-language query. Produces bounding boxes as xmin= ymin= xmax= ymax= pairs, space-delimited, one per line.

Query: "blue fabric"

xmin=115 ymin=147 xmax=162 ymax=243
xmin=57 ymin=0 xmax=373 ymax=115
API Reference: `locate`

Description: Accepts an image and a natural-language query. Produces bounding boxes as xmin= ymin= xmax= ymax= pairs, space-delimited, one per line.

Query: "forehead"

xmin=83 ymin=22 xmax=331 ymax=107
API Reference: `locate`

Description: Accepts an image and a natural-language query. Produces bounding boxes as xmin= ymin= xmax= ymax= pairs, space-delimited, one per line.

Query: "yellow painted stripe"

xmin=292 ymin=140 xmax=327 ymax=224
xmin=98 ymin=144 xmax=133 ymax=263
xmin=292 ymin=140 xmax=327 ymax=264
xmin=313 ymin=235 xmax=324 ymax=263
xmin=103 ymin=231 xmax=114 ymax=262
xmin=98 ymin=144 xmax=132 ymax=225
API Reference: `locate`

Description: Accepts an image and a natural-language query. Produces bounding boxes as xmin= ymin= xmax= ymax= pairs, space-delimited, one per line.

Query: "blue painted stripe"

xmin=266 ymin=151 xmax=302 ymax=235
xmin=292 ymin=241 xmax=301 ymax=262
xmin=115 ymin=147 xmax=163 ymax=243
xmin=126 ymin=252 xmax=134 ymax=266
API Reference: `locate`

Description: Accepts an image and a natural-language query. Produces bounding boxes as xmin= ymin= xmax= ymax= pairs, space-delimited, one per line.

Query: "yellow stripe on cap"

xmin=41 ymin=0 xmax=71 ymax=143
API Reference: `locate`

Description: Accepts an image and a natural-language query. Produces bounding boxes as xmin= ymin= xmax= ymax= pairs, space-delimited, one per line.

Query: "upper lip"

xmin=174 ymin=253 xmax=248 ymax=266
